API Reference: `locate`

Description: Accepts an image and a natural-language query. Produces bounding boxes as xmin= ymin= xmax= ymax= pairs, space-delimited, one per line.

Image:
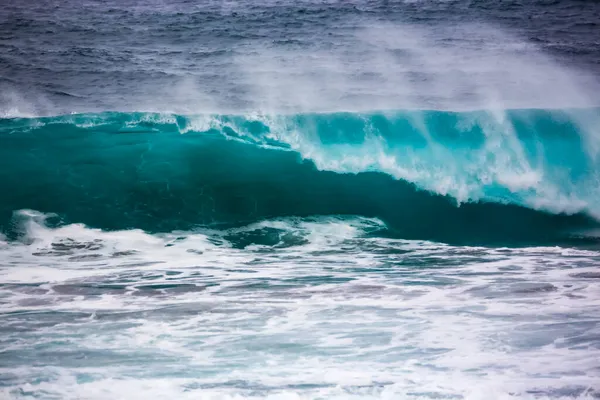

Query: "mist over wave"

xmin=2 ymin=22 xmax=599 ymax=117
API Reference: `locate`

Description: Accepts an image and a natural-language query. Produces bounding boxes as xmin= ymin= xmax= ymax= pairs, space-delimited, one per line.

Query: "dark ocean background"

xmin=2 ymin=0 xmax=600 ymax=115
xmin=1 ymin=1 xmax=600 ymax=399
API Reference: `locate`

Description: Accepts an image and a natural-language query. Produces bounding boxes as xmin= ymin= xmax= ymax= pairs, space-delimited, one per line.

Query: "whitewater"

xmin=2 ymin=0 xmax=600 ymax=399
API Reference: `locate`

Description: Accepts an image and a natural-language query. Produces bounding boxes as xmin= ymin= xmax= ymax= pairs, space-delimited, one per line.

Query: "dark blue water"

xmin=2 ymin=0 xmax=600 ymax=115
xmin=1 ymin=1 xmax=600 ymax=399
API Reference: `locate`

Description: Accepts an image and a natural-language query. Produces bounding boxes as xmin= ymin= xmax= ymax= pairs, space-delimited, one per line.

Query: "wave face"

xmin=1 ymin=108 xmax=599 ymax=245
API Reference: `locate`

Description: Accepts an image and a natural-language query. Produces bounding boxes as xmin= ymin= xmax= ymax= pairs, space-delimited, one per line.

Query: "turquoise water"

xmin=1 ymin=108 xmax=600 ymax=245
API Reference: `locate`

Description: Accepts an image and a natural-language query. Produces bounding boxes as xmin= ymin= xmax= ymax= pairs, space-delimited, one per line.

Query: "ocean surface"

xmin=2 ymin=1 xmax=600 ymax=399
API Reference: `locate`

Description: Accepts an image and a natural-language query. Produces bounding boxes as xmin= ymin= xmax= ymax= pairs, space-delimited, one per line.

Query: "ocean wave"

xmin=1 ymin=108 xmax=599 ymax=245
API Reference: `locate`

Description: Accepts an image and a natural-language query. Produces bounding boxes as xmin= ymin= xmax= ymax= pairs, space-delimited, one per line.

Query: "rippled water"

xmin=2 ymin=0 xmax=600 ymax=115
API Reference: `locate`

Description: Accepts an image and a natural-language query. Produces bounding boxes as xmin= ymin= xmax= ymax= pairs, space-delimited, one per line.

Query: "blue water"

xmin=2 ymin=1 xmax=600 ymax=399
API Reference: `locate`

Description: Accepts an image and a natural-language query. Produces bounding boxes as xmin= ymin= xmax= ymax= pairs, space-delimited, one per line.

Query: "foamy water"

xmin=1 ymin=213 xmax=599 ymax=399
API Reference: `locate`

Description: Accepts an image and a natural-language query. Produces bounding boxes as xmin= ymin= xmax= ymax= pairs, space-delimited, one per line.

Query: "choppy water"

xmin=2 ymin=0 xmax=600 ymax=115
xmin=2 ymin=213 xmax=600 ymax=399
xmin=1 ymin=0 xmax=600 ymax=399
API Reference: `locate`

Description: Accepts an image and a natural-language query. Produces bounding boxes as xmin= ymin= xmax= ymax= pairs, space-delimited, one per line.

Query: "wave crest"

xmin=1 ymin=108 xmax=599 ymax=245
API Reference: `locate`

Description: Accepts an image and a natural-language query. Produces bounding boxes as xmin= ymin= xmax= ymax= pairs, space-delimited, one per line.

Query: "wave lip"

xmin=1 ymin=108 xmax=599 ymax=246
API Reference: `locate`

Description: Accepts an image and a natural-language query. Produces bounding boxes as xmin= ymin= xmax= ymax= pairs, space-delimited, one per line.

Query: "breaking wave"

xmin=1 ymin=108 xmax=599 ymax=245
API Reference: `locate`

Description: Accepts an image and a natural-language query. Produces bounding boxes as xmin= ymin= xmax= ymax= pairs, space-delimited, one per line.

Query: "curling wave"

xmin=1 ymin=108 xmax=599 ymax=245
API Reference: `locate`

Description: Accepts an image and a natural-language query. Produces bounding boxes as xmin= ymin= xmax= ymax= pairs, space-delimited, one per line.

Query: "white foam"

xmin=1 ymin=214 xmax=600 ymax=399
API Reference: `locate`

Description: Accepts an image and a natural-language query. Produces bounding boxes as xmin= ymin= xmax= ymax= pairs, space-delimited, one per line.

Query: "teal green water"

xmin=1 ymin=108 xmax=599 ymax=245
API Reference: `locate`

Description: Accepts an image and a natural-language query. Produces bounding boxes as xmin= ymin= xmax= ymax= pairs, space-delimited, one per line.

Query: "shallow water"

xmin=1 ymin=214 xmax=600 ymax=399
